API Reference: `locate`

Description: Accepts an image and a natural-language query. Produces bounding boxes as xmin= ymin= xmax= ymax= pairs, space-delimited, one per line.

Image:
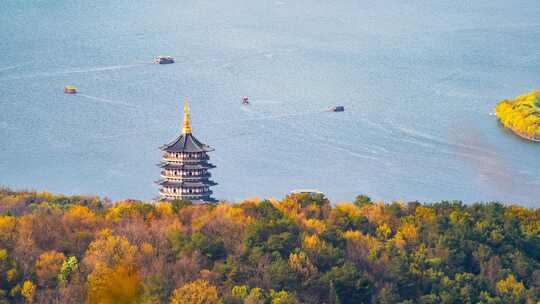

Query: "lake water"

xmin=1 ymin=0 xmax=540 ymax=205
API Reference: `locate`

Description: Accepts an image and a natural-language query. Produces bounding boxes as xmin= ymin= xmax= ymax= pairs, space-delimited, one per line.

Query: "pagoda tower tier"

xmin=157 ymin=99 xmax=218 ymax=203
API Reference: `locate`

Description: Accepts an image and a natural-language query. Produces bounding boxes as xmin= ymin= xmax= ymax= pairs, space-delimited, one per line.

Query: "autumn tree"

xmin=21 ymin=281 xmax=35 ymax=304
xmin=87 ymin=263 xmax=142 ymax=304
xmin=169 ymin=280 xmax=221 ymax=304
xmin=35 ymin=251 xmax=65 ymax=287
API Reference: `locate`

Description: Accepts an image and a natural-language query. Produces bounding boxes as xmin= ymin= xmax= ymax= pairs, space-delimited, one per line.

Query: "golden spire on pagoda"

xmin=182 ymin=97 xmax=192 ymax=134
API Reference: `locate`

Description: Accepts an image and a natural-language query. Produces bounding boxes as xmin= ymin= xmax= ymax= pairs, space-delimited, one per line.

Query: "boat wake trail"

xmin=390 ymin=123 xmax=493 ymax=155
xmin=208 ymin=109 xmax=325 ymax=125
xmin=0 ymin=64 xmax=144 ymax=81
xmin=253 ymin=99 xmax=285 ymax=105
xmin=242 ymin=106 xmax=379 ymax=160
xmin=0 ymin=62 xmax=32 ymax=73
xmin=77 ymin=94 xmax=137 ymax=108
xmin=63 ymin=64 xmax=145 ymax=74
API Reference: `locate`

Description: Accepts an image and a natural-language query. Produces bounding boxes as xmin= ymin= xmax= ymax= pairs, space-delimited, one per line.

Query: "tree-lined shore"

xmin=0 ymin=187 xmax=539 ymax=303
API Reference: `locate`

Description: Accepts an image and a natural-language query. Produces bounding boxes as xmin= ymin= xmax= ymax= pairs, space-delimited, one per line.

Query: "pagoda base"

xmin=159 ymin=191 xmax=218 ymax=204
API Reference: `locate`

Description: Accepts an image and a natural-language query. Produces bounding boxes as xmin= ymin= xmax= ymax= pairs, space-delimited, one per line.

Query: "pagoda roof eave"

xmin=156 ymin=180 xmax=218 ymax=187
xmin=158 ymin=162 xmax=216 ymax=169
xmin=161 ymin=133 xmax=214 ymax=153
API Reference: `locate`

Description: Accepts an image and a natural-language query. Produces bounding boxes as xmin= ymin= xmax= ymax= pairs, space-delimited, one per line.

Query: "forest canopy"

xmin=495 ymin=90 xmax=540 ymax=140
xmin=1 ymin=187 xmax=540 ymax=303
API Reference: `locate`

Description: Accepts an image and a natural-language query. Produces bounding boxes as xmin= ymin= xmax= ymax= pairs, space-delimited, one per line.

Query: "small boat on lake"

xmin=329 ymin=105 xmax=344 ymax=112
xmin=242 ymin=96 xmax=250 ymax=105
xmin=64 ymin=85 xmax=77 ymax=94
xmin=153 ymin=56 xmax=175 ymax=64
xmin=290 ymin=189 xmax=324 ymax=195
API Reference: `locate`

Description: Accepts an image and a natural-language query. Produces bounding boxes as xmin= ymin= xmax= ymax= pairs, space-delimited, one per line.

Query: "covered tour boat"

xmin=153 ymin=56 xmax=175 ymax=64
xmin=290 ymin=189 xmax=324 ymax=195
xmin=329 ymin=105 xmax=345 ymax=112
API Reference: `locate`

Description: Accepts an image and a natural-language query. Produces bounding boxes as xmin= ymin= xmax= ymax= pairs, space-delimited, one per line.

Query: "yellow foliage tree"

xmin=244 ymin=288 xmax=265 ymax=304
xmin=302 ymin=234 xmax=329 ymax=254
xmin=63 ymin=205 xmax=96 ymax=229
xmin=414 ymin=206 xmax=436 ymax=223
xmin=270 ymin=290 xmax=300 ymax=304
xmin=336 ymin=203 xmax=362 ymax=218
xmin=288 ymin=252 xmax=316 ymax=277
xmin=7 ymin=268 xmax=17 ymax=282
xmin=394 ymin=223 xmax=419 ymax=249
xmin=495 ymin=90 xmax=540 ymax=139
xmin=376 ymin=223 xmax=392 ymax=239
xmin=0 ymin=248 xmax=7 ymax=261
xmin=361 ymin=201 xmax=395 ymax=227
xmin=496 ymin=274 xmax=525 ymax=302
xmin=155 ymin=202 xmax=175 ymax=218
xmin=169 ymin=279 xmax=222 ymax=304
xmin=21 ymin=280 xmax=36 ymax=304
xmin=302 ymin=218 xmax=326 ymax=235
xmin=0 ymin=215 xmax=16 ymax=244
xmin=35 ymin=250 xmax=66 ymax=287
xmin=104 ymin=201 xmax=149 ymax=222
xmin=87 ymin=263 xmax=142 ymax=304
xmin=83 ymin=234 xmax=137 ymax=270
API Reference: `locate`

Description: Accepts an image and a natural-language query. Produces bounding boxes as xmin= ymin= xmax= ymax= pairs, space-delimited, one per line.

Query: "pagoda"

xmin=157 ymin=99 xmax=218 ymax=203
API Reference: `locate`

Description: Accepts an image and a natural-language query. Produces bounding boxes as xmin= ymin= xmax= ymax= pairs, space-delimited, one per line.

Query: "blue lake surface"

xmin=1 ymin=0 xmax=540 ymax=204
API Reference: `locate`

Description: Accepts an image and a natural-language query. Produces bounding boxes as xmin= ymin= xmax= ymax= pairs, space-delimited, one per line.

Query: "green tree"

xmin=58 ymin=256 xmax=78 ymax=283
xmin=323 ymin=263 xmax=373 ymax=304
xmin=354 ymin=195 xmax=373 ymax=207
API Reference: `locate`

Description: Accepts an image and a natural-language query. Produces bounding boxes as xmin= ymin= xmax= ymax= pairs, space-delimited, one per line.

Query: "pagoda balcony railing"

xmin=162 ymin=157 xmax=210 ymax=164
xmin=156 ymin=179 xmax=218 ymax=187
xmin=160 ymin=172 xmax=211 ymax=179
xmin=157 ymin=162 xmax=216 ymax=169
xmin=159 ymin=190 xmax=213 ymax=197
xmin=163 ymin=155 xmax=209 ymax=162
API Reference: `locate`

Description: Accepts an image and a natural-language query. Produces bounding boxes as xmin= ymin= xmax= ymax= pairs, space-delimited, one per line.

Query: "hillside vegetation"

xmin=495 ymin=90 xmax=540 ymax=141
xmin=1 ymin=188 xmax=540 ymax=303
